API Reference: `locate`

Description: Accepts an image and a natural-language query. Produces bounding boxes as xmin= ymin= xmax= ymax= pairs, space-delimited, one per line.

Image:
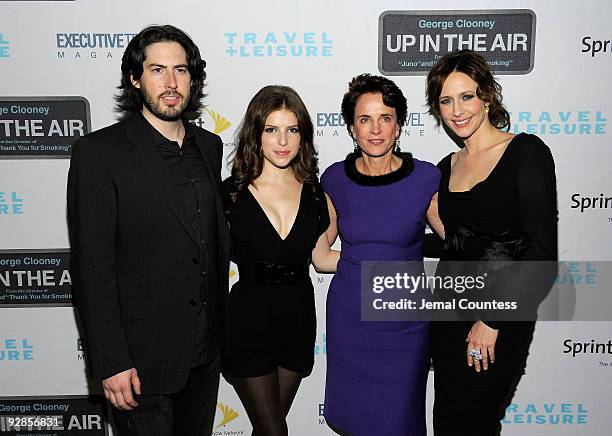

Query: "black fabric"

xmin=343 ymin=151 xmax=414 ymax=186
xmin=431 ymin=133 xmax=558 ymax=434
xmin=237 ymin=260 xmax=310 ymax=285
xmin=140 ymin=114 xmax=219 ymax=367
xmin=67 ymin=113 xmax=230 ymax=394
xmin=112 ymin=356 xmax=220 ymax=436
xmin=423 ymin=232 xmax=445 ymax=259
xmin=222 ymin=182 xmax=329 ymax=378
xmin=433 ymin=321 xmax=534 ymax=436
xmin=435 ymin=133 xmax=558 ymax=326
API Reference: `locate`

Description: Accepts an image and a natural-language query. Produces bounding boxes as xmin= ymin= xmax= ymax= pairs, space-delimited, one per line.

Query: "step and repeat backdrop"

xmin=1 ymin=0 xmax=611 ymax=434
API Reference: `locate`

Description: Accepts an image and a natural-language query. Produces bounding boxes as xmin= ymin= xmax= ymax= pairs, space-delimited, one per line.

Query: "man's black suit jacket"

xmin=67 ymin=113 xmax=230 ymax=394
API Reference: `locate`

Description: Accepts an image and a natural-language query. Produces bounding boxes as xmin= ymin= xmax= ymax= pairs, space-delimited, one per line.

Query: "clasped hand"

xmin=466 ymin=320 xmax=498 ymax=372
xmin=102 ymin=368 xmax=141 ymax=410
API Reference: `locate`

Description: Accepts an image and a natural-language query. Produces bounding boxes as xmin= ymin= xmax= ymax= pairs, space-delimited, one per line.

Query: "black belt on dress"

xmin=237 ymin=260 xmax=310 ymax=285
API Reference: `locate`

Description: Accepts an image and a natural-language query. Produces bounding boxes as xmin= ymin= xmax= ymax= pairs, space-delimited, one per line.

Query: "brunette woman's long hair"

xmin=227 ymin=85 xmax=318 ymax=201
xmin=426 ymin=49 xmax=510 ymax=130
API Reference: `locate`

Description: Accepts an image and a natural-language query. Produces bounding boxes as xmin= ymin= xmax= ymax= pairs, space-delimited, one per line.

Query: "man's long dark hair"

xmin=115 ymin=25 xmax=206 ymax=115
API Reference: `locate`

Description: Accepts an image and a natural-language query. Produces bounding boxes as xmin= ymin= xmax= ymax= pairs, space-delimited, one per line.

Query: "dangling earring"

xmin=394 ymin=137 xmax=401 ymax=153
xmin=485 ymin=103 xmax=490 ymax=114
xmin=353 ymin=138 xmax=359 ymax=153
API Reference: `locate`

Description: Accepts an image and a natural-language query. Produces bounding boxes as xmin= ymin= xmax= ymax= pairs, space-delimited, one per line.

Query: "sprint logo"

xmin=191 ymin=108 xmax=232 ymax=135
xmin=205 ymin=108 xmax=231 ymax=134
xmin=216 ymin=402 xmax=239 ymax=428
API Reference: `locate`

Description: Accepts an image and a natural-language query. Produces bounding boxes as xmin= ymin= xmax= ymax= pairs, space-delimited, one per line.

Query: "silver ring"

xmin=469 ymin=348 xmax=483 ymax=361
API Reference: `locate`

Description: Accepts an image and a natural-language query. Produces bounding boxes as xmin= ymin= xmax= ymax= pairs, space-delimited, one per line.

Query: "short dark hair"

xmin=115 ymin=25 xmax=206 ymax=115
xmin=341 ymin=73 xmax=407 ymax=138
xmin=426 ymin=49 xmax=510 ymax=130
xmin=228 ymin=85 xmax=318 ymax=198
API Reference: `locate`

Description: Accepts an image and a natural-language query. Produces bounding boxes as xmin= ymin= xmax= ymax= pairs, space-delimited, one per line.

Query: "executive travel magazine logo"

xmin=56 ymin=31 xmax=136 ymax=61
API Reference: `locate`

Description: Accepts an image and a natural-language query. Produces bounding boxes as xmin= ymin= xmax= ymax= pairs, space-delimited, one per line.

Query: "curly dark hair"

xmin=341 ymin=73 xmax=407 ymax=138
xmin=426 ymin=49 xmax=510 ymax=130
xmin=227 ymin=85 xmax=318 ymax=200
xmin=115 ymin=25 xmax=206 ymax=115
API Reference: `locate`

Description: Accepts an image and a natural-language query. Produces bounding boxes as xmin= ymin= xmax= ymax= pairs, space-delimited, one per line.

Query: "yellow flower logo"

xmin=216 ymin=402 xmax=239 ymax=428
xmin=205 ymin=108 xmax=231 ymax=134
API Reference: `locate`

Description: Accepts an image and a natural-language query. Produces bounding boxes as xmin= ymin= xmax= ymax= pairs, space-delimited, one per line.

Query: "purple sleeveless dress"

xmin=321 ymin=153 xmax=440 ymax=436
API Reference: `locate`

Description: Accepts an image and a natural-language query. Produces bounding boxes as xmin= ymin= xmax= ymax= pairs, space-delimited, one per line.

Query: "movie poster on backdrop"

xmin=379 ymin=9 xmax=536 ymax=75
xmin=0 ymin=396 xmax=107 ymax=434
xmin=0 ymin=249 xmax=72 ymax=306
xmin=0 ymin=97 xmax=90 ymax=158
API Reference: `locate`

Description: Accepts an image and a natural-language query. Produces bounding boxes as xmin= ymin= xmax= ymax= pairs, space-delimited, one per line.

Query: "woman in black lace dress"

xmin=425 ymin=50 xmax=558 ymax=435
xmin=223 ymin=85 xmax=338 ymax=436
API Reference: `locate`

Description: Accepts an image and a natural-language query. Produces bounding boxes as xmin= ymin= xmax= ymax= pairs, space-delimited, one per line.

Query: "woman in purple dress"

xmin=321 ymin=74 xmax=440 ymax=435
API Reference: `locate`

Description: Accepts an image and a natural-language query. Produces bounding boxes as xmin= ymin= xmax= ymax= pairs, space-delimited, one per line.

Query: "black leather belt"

xmin=238 ymin=260 xmax=309 ymax=285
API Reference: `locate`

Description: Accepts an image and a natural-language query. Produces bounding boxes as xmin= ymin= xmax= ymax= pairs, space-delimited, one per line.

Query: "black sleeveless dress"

xmin=431 ymin=133 xmax=558 ymax=435
xmin=222 ymin=182 xmax=329 ymax=378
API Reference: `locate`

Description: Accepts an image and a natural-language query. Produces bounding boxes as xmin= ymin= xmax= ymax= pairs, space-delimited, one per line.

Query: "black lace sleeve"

xmin=481 ymin=135 xmax=558 ymax=328
xmin=515 ymin=135 xmax=558 ymax=262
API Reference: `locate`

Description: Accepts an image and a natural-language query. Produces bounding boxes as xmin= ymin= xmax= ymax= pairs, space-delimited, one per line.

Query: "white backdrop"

xmin=1 ymin=1 xmax=611 ymax=435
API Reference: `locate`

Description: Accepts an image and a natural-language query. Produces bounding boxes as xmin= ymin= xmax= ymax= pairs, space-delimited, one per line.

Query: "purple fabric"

xmin=321 ymin=158 xmax=440 ymax=436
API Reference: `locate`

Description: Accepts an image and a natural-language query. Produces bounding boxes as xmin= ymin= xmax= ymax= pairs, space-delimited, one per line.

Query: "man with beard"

xmin=67 ymin=25 xmax=230 ymax=435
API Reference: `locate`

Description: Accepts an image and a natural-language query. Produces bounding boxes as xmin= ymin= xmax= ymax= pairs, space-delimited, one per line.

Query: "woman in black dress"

xmin=425 ymin=50 xmax=558 ymax=435
xmin=223 ymin=85 xmax=338 ymax=436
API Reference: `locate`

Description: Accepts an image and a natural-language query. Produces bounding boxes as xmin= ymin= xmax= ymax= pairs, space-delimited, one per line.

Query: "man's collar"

xmin=137 ymin=111 xmax=194 ymax=147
